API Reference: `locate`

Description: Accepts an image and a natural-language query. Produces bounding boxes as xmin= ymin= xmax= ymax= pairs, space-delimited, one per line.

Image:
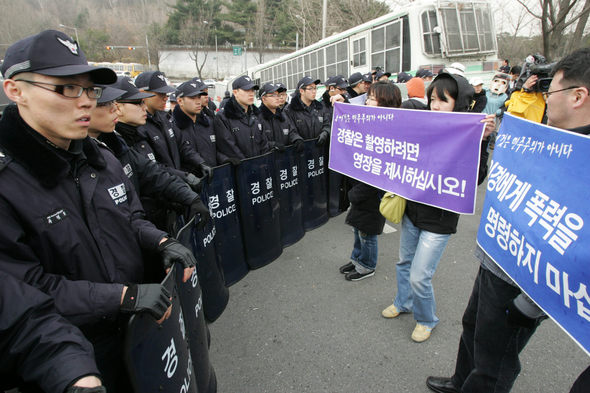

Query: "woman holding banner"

xmin=381 ymin=72 xmax=491 ymax=342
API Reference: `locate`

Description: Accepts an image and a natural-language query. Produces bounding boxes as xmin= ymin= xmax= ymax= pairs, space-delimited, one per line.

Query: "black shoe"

xmin=339 ymin=262 xmax=355 ymax=274
xmin=345 ymin=270 xmax=375 ymax=281
xmin=426 ymin=376 xmax=459 ymax=393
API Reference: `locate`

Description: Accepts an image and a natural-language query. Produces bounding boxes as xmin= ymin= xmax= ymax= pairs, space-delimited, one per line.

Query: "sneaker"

xmin=344 ymin=270 xmax=375 ymax=281
xmin=339 ymin=262 xmax=355 ymax=274
xmin=381 ymin=304 xmax=401 ymax=318
xmin=411 ymin=323 xmax=433 ymax=343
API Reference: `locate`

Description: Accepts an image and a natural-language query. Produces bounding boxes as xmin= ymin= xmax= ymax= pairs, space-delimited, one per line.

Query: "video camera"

xmin=515 ymin=54 xmax=556 ymax=92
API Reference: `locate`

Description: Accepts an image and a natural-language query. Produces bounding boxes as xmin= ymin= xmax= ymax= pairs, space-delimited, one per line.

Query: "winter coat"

xmin=345 ymin=180 xmax=386 ymax=235
xmin=173 ymin=105 xmax=218 ymax=167
xmin=259 ymin=103 xmax=303 ymax=148
xmin=401 ymin=98 xmax=428 ymax=110
xmin=214 ymin=96 xmax=270 ymax=160
xmin=470 ymin=90 xmax=488 ymax=113
xmin=284 ymin=93 xmax=330 ymax=139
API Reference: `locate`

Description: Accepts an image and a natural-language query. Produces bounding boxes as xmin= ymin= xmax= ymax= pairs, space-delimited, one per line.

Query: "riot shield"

xmin=235 ymin=151 xmax=282 ymax=269
xmin=274 ymin=145 xmax=305 ymax=247
xmin=300 ymin=139 xmax=328 ymax=230
xmin=125 ymin=265 xmax=198 ymax=393
xmin=327 ymin=170 xmax=347 ymax=217
xmin=206 ymin=163 xmax=249 ymax=286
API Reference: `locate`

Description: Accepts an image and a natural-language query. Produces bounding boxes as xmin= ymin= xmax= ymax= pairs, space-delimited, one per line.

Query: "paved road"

xmin=208 ymin=182 xmax=588 ymax=392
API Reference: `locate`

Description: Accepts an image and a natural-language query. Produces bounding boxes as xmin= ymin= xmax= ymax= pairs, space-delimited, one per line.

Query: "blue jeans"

xmin=393 ymin=215 xmax=450 ymax=328
xmin=350 ymin=228 xmax=378 ymax=273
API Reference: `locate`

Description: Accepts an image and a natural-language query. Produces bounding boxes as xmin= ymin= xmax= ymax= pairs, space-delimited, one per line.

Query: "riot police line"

xmin=125 ymin=139 xmax=347 ymax=392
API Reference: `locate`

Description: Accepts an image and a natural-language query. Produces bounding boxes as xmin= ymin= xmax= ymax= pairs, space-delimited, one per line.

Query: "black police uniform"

xmin=284 ymin=93 xmax=331 ymax=139
xmin=259 ymin=103 xmax=303 ymax=148
xmin=173 ymin=104 xmax=219 ymax=167
xmin=0 ymin=272 xmax=100 ymax=393
xmin=214 ymin=96 xmax=270 ymax=160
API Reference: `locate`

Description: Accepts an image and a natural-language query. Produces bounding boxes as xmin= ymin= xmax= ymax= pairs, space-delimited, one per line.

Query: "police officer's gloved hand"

xmin=158 ymin=238 xmax=197 ymax=271
xmin=506 ymin=299 xmax=537 ymax=329
xmin=273 ymin=144 xmax=286 ymax=152
xmin=316 ymin=131 xmax=329 ymax=146
xmin=185 ymin=173 xmax=203 ymax=193
xmin=189 ymin=198 xmax=211 ymax=230
xmin=66 ymin=387 xmax=106 ymax=393
xmin=294 ymin=139 xmax=305 ymax=152
xmin=199 ymin=163 xmax=213 ymax=181
xmin=224 ymin=157 xmax=242 ymax=166
xmin=120 ymin=284 xmax=171 ymax=320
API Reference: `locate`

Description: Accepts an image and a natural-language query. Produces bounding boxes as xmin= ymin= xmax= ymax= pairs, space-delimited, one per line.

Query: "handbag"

xmin=379 ymin=192 xmax=406 ymax=224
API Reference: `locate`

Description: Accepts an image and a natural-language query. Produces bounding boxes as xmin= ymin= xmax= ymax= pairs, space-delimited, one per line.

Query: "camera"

xmin=515 ymin=54 xmax=556 ymax=92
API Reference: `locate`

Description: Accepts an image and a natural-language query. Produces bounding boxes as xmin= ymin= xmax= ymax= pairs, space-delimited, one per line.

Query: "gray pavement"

xmin=208 ymin=183 xmax=588 ymax=392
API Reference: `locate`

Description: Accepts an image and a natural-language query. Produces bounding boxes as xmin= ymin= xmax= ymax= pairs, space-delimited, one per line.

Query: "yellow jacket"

xmin=505 ymin=90 xmax=545 ymax=123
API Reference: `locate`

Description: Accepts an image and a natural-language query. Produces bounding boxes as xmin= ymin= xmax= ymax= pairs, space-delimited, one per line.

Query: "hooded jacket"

xmin=173 ymin=104 xmax=218 ymax=167
xmin=259 ymin=103 xmax=303 ymax=148
xmin=404 ymin=72 xmax=486 ymax=234
xmin=470 ymin=89 xmax=488 ymax=113
xmin=284 ymin=93 xmax=331 ymax=139
xmin=214 ymin=96 xmax=270 ymax=160
xmin=345 ymin=179 xmax=386 ymax=235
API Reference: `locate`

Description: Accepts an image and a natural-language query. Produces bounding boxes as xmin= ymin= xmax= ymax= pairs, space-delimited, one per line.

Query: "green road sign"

xmin=233 ymin=46 xmax=242 ymax=56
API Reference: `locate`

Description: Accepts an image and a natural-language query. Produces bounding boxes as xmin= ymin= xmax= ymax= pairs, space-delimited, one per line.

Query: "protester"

xmin=504 ymin=73 xmax=546 ymax=123
xmin=0 ymin=30 xmax=196 ymax=392
xmin=258 ymin=82 xmax=304 ymax=151
xmin=401 ymin=77 xmax=428 ymax=110
xmin=469 ymin=77 xmax=487 ymax=113
xmin=214 ymin=75 xmax=269 ymax=162
xmin=339 ymin=81 xmax=401 ymax=281
xmin=426 ymin=47 xmax=590 ymax=393
xmin=499 ymin=59 xmax=511 ymax=74
xmin=284 ymin=76 xmax=330 ymax=143
xmin=445 ymin=62 xmax=466 ymax=77
xmin=483 ymin=73 xmax=509 ymax=115
xmin=381 ymin=72 xmax=494 ymax=343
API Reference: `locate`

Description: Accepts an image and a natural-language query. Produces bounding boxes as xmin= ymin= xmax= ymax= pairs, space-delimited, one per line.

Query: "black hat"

xmin=374 ymin=70 xmax=392 ymax=80
xmin=348 ymin=72 xmax=372 ymax=86
xmin=176 ymin=80 xmax=206 ymax=98
xmin=169 ymin=92 xmax=177 ymax=103
xmin=232 ymin=75 xmax=259 ymax=90
xmin=96 ymin=86 xmax=126 ymax=104
xmin=1 ymin=30 xmax=116 ymax=84
xmin=134 ymin=71 xmax=175 ymax=94
xmin=297 ymin=76 xmax=321 ymax=90
xmin=396 ymin=72 xmax=413 ymax=83
xmin=325 ymin=75 xmax=349 ymax=89
xmin=277 ymin=82 xmax=287 ymax=90
xmin=259 ymin=82 xmax=286 ymax=98
xmin=112 ymin=76 xmax=155 ymax=101
xmin=416 ymin=68 xmax=434 ymax=79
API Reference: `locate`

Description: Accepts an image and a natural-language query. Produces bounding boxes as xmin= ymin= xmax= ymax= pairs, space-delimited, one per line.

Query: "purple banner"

xmin=328 ymin=102 xmax=486 ymax=214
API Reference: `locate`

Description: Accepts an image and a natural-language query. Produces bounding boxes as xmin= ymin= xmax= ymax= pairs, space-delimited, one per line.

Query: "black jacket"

xmin=173 ymin=105 xmax=218 ymax=167
xmin=259 ymin=103 xmax=303 ymax=148
xmin=345 ymin=180 xmax=386 ymax=235
xmin=284 ymin=93 xmax=330 ymax=139
xmin=0 ymin=106 xmax=166 ymax=326
xmin=214 ymin=96 xmax=270 ymax=160
xmin=404 ymin=73 xmax=482 ymax=234
xmin=470 ymin=90 xmax=488 ymax=113
xmin=401 ymin=98 xmax=428 ymax=110
xmin=320 ymin=90 xmax=349 ymax=127
xmin=0 ymin=272 xmax=100 ymax=393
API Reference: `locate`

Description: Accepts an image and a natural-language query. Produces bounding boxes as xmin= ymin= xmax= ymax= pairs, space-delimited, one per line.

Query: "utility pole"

xmin=145 ymin=34 xmax=151 ymax=69
xmin=322 ymin=0 xmax=327 ymax=39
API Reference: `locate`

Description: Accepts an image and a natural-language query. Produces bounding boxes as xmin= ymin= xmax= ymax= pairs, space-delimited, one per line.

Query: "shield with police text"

xmin=125 ymin=266 xmax=198 ymax=393
xmin=274 ymin=145 xmax=305 ymax=247
xmin=327 ymin=169 xmax=348 ymax=217
xmin=235 ymin=151 xmax=282 ymax=269
xmin=300 ymin=139 xmax=328 ymax=230
xmin=206 ymin=163 xmax=249 ymax=286
xmin=174 ymin=219 xmax=217 ymax=393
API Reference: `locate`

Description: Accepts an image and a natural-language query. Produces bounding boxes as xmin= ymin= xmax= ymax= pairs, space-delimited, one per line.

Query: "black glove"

xmin=66 ymin=387 xmax=106 ymax=393
xmin=189 ymin=198 xmax=211 ymax=230
xmin=158 ymin=237 xmax=197 ymax=271
xmin=199 ymin=163 xmax=213 ymax=181
xmin=316 ymin=131 xmax=329 ymax=146
xmin=120 ymin=284 xmax=171 ymax=320
xmin=506 ymin=300 xmax=537 ymax=329
xmin=185 ymin=173 xmax=202 ymax=193
xmin=294 ymin=139 xmax=305 ymax=152
xmin=273 ymin=144 xmax=286 ymax=152
xmin=224 ymin=157 xmax=242 ymax=166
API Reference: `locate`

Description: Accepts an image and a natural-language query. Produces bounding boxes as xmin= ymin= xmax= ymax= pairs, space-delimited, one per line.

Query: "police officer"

xmin=88 ymin=84 xmax=210 ymax=230
xmin=258 ymin=82 xmax=304 ymax=151
xmin=1 ymin=272 xmax=104 ymax=393
xmin=284 ymin=76 xmax=330 ymax=145
xmin=373 ymin=69 xmax=391 ymax=82
xmin=173 ymin=80 xmax=219 ymax=167
xmin=168 ymin=92 xmax=178 ymax=114
xmin=191 ymin=77 xmax=218 ymax=113
xmin=0 ymin=30 xmax=197 ymax=392
xmin=277 ymin=82 xmax=289 ymax=108
xmin=346 ymin=72 xmax=372 ymax=98
xmin=214 ymin=75 xmax=269 ymax=162
xmin=135 ymin=71 xmax=211 ymax=179
xmin=321 ymin=75 xmax=349 ymax=122
xmin=219 ymin=90 xmax=231 ymax=110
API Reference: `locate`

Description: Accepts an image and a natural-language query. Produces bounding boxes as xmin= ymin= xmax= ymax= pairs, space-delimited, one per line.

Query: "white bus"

xmin=235 ymin=0 xmax=499 ymax=91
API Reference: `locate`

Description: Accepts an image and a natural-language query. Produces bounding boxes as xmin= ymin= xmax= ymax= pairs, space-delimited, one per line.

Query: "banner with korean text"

xmin=477 ymin=113 xmax=590 ymax=356
xmin=329 ymin=102 xmax=486 ymax=214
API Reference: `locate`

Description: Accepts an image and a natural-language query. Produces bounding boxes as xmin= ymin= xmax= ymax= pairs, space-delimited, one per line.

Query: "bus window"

xmin=439 ymin=3 xmax=495 ymax=54
xmin=422 ymin=10 xmax=441 ymax=55
xmin=352 ymin=37 xmax=366 ymax=67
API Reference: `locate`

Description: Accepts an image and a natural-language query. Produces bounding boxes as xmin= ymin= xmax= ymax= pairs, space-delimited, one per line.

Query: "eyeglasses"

xmin=118 ymin=100 xmax=146 ymax=107
xmin=302 ymin=86 xmax=317 ymax=91
xmin=542 ymin=86 xmax=580 ymax=100
xmin=264 ymin=93 xmax=280 ymax=98
xmin=15 ymin=79 xmax=103 ymax=99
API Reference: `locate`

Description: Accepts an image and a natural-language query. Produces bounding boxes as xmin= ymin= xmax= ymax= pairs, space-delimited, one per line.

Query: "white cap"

xmin=446 ymin=62 xmax=465 ymax=77
xmin=470 ymin=77 xmax=484 ymax=86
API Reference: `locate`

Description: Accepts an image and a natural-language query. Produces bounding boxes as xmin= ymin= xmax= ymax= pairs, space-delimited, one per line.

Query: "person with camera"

xmin=426 ymin=47 xmax=590 ymax=393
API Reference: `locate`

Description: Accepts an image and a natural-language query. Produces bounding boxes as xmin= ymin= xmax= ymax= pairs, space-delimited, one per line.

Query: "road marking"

xmin=383 ymin=223 xmax=397 ymax=233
